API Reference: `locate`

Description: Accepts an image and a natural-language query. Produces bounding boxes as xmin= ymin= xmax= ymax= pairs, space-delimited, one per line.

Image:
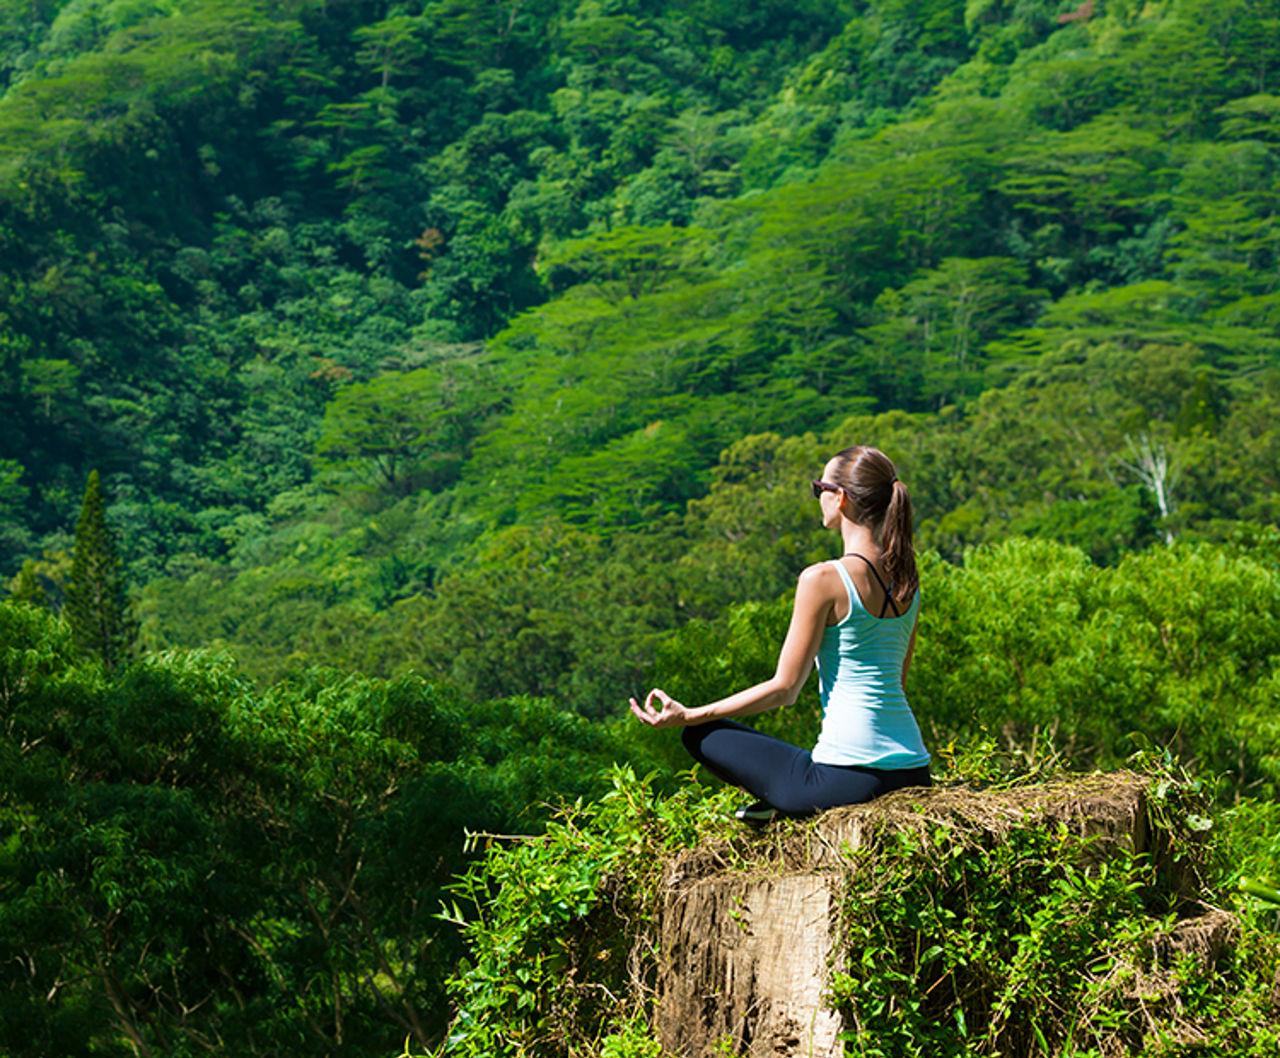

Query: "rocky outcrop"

xmin=658 ymin=871 xmax=842 ymax=1057
xmin=654 ymin=771 xmax=1180 ymax=1058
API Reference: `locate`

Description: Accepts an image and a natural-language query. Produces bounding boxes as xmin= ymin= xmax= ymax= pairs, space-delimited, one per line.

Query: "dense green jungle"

xmin=1 ymin=0 xmax=1279 ymax=1054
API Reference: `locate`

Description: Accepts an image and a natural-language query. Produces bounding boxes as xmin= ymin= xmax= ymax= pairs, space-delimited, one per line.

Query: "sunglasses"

xmin=811 ymin=479 xmax=845 ymax=499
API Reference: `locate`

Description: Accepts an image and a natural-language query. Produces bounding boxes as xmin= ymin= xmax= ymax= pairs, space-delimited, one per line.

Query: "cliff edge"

xmin=437 ymin=767 xmax=1277 ymax=1058
xmin=654 ymin=771 xmax=1234 ymax=1056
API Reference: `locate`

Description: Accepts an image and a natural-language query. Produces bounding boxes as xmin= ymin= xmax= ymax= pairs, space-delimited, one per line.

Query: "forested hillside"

xmin=2 ymin=0 xmax=1279 ymax=1055
xmin=3 ymin=0 xmax=1276 ymax=700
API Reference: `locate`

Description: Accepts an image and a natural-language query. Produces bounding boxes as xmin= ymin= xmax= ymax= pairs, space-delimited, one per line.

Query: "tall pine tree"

xmin=64 ymin=470 xmax=137 ymax=669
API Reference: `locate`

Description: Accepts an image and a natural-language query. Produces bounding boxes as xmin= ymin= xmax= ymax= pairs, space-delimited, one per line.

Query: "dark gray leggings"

xmin=681 ymin=719 xmax=931 ymax=817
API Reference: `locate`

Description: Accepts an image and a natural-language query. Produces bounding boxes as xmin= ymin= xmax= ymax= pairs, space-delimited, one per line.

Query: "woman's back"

xmin=811 ymin=555 xmax=929 ymax=769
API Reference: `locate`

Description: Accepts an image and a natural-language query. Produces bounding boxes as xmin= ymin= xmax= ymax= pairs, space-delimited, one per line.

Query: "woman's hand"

xmin=628 ymin=687 xmax=692 ymax=729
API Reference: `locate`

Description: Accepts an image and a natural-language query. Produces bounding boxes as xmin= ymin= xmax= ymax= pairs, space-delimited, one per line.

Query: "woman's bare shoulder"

xmin=797 ymin=561 xmax=840 ymax=592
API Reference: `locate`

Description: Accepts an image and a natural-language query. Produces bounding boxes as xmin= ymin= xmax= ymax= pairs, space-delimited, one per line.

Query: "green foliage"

xmin=0 ymin=457 xmax=32 ymax=562
xmin=5 ymin=544 xmax=72 ymax=609
xmin=3 ymin=0 xmax=927 ymax=579
xmin=597 ymin=1014 xmax=665 ymax=1058
xmin=315 ymin=354 xmax=500 ymax=497
xmin=431 ymin=756 xmax=1280 ymax=1058
xmin=6 ymin=0 xmax=1280 ymax=640
xmin=437 ymin=768 xmax=738 ymax=1058
xmin=0 ymin=598 xmax=76 ymax=698
xmin=0 ymin=601 xmax=664 ymax=1056
xmin=63 ymin=469 xmax=137 ymax=669
xmin=396 ymin=521 xmax=686 ymax=716
xmin=864 ymin=256 xmax=1045 ymax=409
xmin=537 ymin=223 xmax=712 ymax=302
xmin=639 ymin=535 xmax=1280 ymax=799
xmin=6 ymin=4 xmax=1280 ymax=1050
xmin=827 ymin=766 xmax=1278 ymax=1057
xmin=910 ymin=538 xmax=1280 ymax=793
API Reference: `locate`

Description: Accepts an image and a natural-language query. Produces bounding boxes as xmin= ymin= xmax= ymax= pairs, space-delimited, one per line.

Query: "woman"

xmin=628 ymin=445 xmax=931 ymax=822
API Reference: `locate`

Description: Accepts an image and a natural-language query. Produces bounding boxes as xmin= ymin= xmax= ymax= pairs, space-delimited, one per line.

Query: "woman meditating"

xmin=628 ymin=445 xmax=931 ymax=823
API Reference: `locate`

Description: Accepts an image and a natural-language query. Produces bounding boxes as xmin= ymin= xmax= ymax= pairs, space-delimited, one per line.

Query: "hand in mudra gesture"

xmin=628 ymin=687 xmax=691 ymax=729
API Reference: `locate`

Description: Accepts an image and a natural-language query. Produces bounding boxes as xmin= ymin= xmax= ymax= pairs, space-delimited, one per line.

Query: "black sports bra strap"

xmin=846 ymin=553 xmax=900 ymax=618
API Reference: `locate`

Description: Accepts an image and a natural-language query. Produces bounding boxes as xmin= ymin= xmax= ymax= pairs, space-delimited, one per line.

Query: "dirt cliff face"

xmin=659 ymin=871 xmax=842 ymax=1057
xmin=437 ymin=766 xmax=1273 ymax=1058
xmin=654 ymin=772 xmax=1157 ymax=1058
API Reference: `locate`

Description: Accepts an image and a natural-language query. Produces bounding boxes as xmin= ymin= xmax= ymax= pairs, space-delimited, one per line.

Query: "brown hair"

xmin=828 ymin=445 xmax=918 ymax=607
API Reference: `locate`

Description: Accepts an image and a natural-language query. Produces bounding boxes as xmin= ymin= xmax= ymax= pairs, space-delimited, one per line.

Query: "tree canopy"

xmin=2 ymin=1 xmax=1280 ymax=1051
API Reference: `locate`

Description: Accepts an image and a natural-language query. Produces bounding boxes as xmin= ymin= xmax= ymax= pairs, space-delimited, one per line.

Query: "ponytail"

xmin=829 ymin=445 xmax=918 ymax=607
xmin=881 ymin=479 xmax=918 ymax=608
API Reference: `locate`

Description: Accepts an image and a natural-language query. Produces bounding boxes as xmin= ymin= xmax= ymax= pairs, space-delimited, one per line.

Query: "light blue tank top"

xmin=811 ymin=559 xmax=930 ymax=769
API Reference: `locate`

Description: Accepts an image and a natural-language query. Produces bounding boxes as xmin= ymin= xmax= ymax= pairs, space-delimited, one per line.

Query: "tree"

xmin=536 ymin=223 xmax=710 ymax=303
xmin=315 ymin=357 xmax=501 ymax=497
xmin=1121 ymin=431 xmax=1180 ymax=545
xmin=63 ymin=470 xmax=137 ymax=669
xmin=864 ymin=257 xmax=1044 ymax=409
xmin=0 ymin=458 xmax=32 ymax=576
xmin=6 ymin=546 xmax=72 ymax=609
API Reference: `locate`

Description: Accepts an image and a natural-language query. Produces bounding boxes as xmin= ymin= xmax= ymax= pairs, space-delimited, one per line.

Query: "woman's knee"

xmin=682 ymin=720 xmax=734 ymax=751
xmin=763 ymin=787 xmax=820 ymax=817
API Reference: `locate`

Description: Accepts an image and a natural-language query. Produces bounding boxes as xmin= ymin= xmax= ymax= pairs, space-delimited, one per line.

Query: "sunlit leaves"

xmin=864 ymin=256 xmax=1045 ymax=409
xmin=315 ymin=355 xmax=501 ymax=497
xmin=998 ymin=114 xmax=1169 ymax=240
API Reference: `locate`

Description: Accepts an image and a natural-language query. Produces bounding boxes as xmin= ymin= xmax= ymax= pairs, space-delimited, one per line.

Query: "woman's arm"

xmin=630 ymin=565 xmax=832 ymax=729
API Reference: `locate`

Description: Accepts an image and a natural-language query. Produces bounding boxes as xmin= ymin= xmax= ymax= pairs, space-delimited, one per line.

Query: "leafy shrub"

xmin=436 ymin=768 xmax=738 ymax=1057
